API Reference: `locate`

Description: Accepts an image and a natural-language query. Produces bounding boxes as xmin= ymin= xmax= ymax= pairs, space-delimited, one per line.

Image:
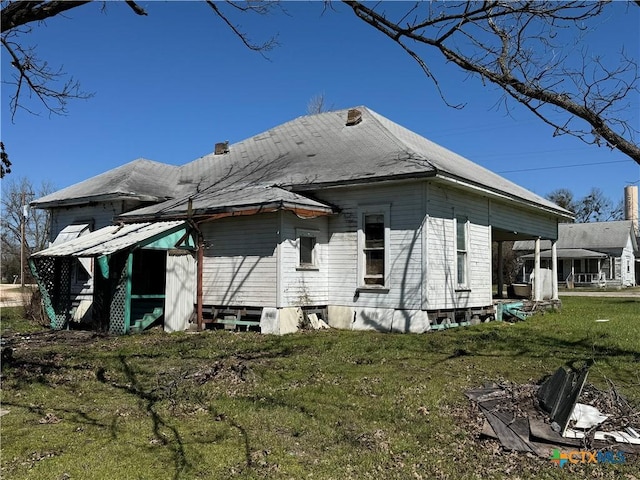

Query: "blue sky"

xmin=2 ymin=1 xmax=639 ymax=207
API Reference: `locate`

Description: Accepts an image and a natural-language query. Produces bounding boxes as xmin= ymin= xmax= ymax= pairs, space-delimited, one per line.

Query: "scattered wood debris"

xmin=466 ymin=366 xmax=640 ymax=459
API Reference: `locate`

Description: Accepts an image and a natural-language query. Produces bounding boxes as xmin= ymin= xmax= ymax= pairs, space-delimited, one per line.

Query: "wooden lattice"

xmin=109 ymin=260 xmax=128 ymax=335
xmin=31 ymin=257 xmax=71 ymax=330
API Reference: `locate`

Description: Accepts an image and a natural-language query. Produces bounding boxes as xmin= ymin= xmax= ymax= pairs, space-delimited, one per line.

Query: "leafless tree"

xmin=307 ymin=92 xmax=333 ymax=115
xmin=0 ymin=177 xmax=54 ymax=282
xmin=343 ymin=1 xmax=640 ymax=166
xmin=574 ymin=187 xmax=622 ymax=223
xmin=1 ymin=0 xmax=279 ymax=121
xmin=546 ymin=188 xmax=578 ymax=214
xmin=546 ymin=187 xmax=623 ymax=223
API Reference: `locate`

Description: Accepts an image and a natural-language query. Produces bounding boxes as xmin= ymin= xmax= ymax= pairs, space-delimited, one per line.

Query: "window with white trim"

xmin=456 ymin=217 xmax=469 ymax=287
xmin=358 ymin=205 xmax=390 ymax=288
xmin=297 ymin=229 xmax=318 ymax=268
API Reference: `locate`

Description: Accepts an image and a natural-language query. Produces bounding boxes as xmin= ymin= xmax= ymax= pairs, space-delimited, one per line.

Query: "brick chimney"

xmin=346 ymin=109 xmax=362 ymax=126
xmin=214 ymin=141 xmax=229 ymax=155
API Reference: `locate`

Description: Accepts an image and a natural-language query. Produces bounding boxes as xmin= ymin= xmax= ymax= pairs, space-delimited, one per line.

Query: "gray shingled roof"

xmin=31 ymin=158 xmax=181 ymax=208
xmin=513 ymin=221 xmax=638 ymax=252
xmin=174 ymin=107 xmax=570 ymax=216
xmin=33 ymin=107 xmax=572 ymax=219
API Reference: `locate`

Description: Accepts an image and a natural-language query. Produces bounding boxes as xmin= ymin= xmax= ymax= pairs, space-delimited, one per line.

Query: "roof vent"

xmin=346 ymin=109 xmax=362 ymax=126
xmin=214 ymin=141 xmax=229 ymax=155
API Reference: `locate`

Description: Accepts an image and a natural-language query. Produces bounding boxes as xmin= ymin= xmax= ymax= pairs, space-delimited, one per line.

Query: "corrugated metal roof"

xmin=31 ymin=221 xmax=186 ymax=258
xmin=52 ymin=224 xmax=91 ymax=245
xmin=32 ymin=159 xmax=181 ymax=207
xmin=513 ymin=221 xmax=638 ymax=252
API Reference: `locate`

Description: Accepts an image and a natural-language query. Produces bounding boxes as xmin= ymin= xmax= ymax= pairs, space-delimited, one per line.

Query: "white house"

xmin=30 ymin=107 xmax=572 ymax=334
xmin=513 ymin=220 xmax=638 ymax=288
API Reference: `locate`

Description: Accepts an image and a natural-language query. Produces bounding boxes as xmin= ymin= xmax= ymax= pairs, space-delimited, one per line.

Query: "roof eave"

xmin=433 ymin=173 xmax=574 ymax=219
xmin=31 ymin=193 xmax=173 ymax=209
xmin=118 ymin=201 xmax=336 ymax=223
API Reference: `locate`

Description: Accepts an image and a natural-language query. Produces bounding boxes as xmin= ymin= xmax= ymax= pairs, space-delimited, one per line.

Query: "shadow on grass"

xmin=96 ymin=354 xmax=189 ymax=480
xmin=436 ymin=325 xmax=640 ymax=381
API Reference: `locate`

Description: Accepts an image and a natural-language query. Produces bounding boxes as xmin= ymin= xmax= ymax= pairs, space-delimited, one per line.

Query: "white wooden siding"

xmin=49 ymin=200 xmax=150 ymax=242
xmin=279 ymin=212 xmax=329 ymax=307
xmin=201 ymin=213 xmax=278 ymax=306
xmin=424 ymin=185 xmax=494 ymax=310
xmin=317 ymin=182 xmax=425 ymax=310
xmin=165 ymin=251 xmax=196 ymax=332
xmin=621 ymin=236 xmax=637 ymax=286
xmin=489 ymin=199 xmax=558 ymax=240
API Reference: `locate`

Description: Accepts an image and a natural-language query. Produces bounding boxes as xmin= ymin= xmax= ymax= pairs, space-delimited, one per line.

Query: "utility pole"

xmin=20 ymin=192 xmax=28 ymax=287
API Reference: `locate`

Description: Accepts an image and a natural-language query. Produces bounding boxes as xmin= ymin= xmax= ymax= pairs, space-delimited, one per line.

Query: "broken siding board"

xmin=480 ymin=407 xmax=537 ymax=454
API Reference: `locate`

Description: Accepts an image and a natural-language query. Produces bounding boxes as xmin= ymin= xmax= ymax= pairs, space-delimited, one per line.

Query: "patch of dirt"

xmin=1 ymin=329 xmax=107 ymax=351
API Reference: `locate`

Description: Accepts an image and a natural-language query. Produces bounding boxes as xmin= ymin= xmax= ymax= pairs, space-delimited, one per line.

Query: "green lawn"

xmin=1 ymin=296 xmax=638 ymax=479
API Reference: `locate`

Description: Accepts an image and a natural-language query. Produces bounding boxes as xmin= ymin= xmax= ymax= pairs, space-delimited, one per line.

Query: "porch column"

xmin=534 ymin=237 xmax=541 ymax=301
xmin=497 ymin=241 xmax=504 ymax=299
xmin=551 ymin=240 xmax=558 ymax=300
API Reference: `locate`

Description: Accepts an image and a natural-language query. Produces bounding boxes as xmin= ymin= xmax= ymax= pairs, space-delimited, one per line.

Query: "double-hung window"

xmin=456 ymin=217 xmax=469 ymax=288
xmin=358 ymin=205 xmax=390 ymax=289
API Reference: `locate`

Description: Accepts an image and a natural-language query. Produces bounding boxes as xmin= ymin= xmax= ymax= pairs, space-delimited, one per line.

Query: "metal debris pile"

xmin=466 ymin=365 xmax=640 ymax=458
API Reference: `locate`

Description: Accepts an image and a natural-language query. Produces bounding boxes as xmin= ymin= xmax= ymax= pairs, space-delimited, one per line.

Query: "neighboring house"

xmin=30 ymin=106 xmax=572 ymax=335
xmin=512 ymin=221 xmax=638 ymax=288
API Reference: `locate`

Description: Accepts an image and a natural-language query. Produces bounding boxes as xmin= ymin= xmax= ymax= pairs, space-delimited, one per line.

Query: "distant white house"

xmin=30 ymin=107 xmax=571 ymax=334
xmin=513 ymin=220 xmax=638 ymax=288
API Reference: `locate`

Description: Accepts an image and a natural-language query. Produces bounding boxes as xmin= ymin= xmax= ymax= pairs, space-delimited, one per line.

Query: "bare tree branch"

xmin=1 ymin=0 xmax=277 ymax=123
xmin=344 ymin=1 xmax=640 ymax=165
xmin=1 ymin=1 xmax=90 ymax=33
xmin=205 ymin=0 xmax=278 ymax=55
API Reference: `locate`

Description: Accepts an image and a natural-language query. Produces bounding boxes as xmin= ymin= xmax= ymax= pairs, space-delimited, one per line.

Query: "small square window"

xmin=297 ymin=229 xmax=318 ymax=268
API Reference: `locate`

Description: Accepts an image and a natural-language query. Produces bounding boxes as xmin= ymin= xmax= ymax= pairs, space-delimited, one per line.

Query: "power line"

xmin=497 ymin=159 xmax=632 ymax=174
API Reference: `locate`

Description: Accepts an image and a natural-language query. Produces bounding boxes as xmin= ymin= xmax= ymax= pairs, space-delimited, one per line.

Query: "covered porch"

xmin=492 ymin=227 xmax=560 ymax=302
xmin=519 ymin=248 xmax=608 ymax=288
xmin=29 ymin=221 xmax=196 ymax=334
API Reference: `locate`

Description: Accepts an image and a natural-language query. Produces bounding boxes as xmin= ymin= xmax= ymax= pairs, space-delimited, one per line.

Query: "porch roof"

xmin=30 ymin=221 xmax=187 ymax=258
xmin=520 ymin=248 xmax=608 ymax=260
xmin=117 ymin=184 xmax=336 ymax=221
